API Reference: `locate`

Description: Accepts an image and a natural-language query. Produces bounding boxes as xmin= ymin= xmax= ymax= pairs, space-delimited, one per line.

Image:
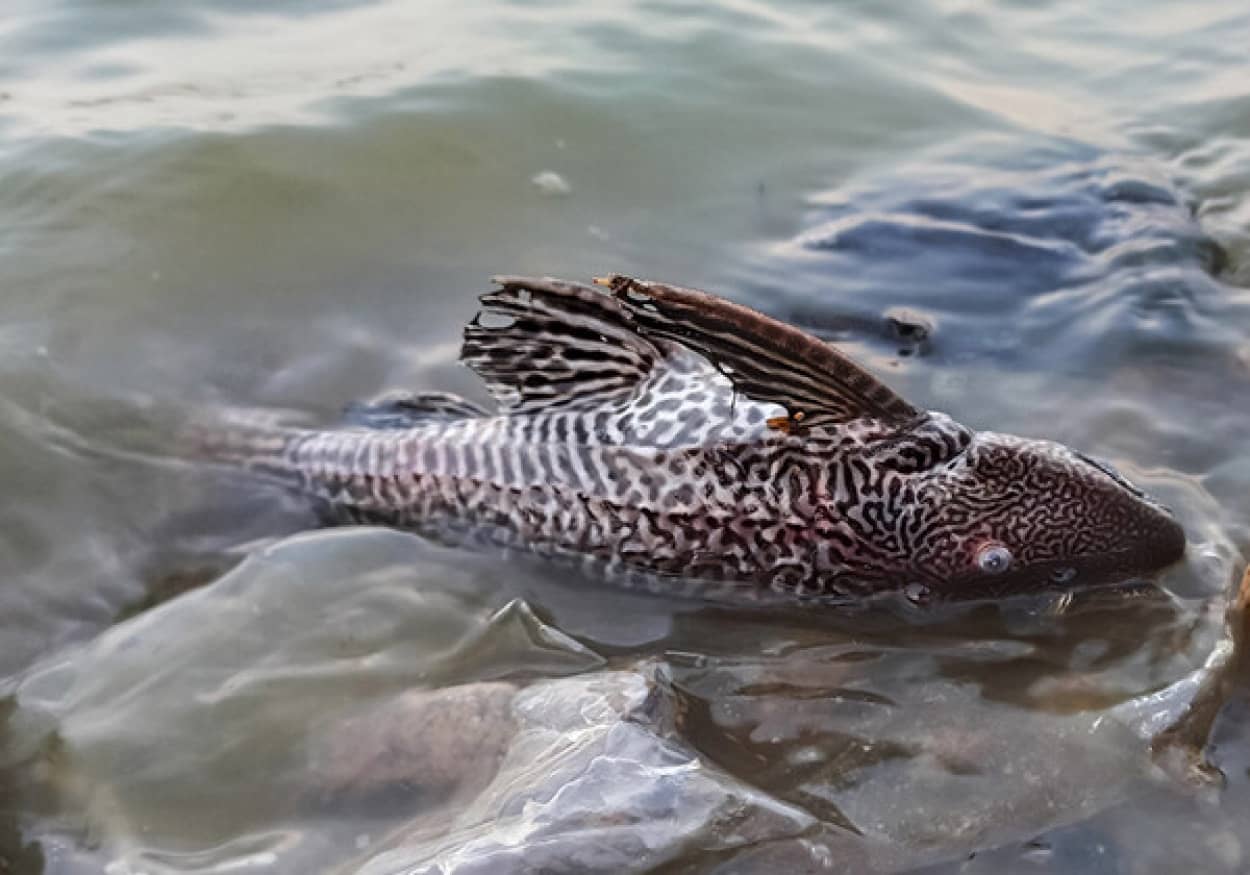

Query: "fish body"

xmin=202 ymin=275 xmax=1186 ymax=602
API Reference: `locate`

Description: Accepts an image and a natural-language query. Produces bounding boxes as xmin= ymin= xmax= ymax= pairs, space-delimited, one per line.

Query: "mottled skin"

xmin=200 ymin=275 xmax=1186 ymax=602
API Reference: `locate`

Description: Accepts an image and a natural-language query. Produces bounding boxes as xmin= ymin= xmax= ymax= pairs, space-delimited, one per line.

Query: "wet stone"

xmin=352 ymin=670 xmax=828 ymax=875
xmin=883 ymin=307 xmax=933 ymax=357
xmin=307 ymin=681 xmax=520 ymax=805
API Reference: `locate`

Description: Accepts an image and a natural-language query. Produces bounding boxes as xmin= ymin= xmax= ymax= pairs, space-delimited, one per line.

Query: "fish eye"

xmin=976 ymin=543 xmax=1013 ymax=575
xmin=1050 ymin=566 xmax=1077 ymax=584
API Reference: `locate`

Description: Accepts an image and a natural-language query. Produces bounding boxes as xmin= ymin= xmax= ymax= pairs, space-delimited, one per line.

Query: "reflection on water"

xmin=2 ymin=0 xmax=1250 ymax=872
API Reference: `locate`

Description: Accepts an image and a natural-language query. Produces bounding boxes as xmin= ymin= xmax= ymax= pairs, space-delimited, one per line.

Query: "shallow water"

xmin=2 ymin=1 xmax=1250 ymax=872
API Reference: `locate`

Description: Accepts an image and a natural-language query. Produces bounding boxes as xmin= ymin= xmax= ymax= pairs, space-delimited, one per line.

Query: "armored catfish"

xmin=196 ymin=275 xmax=1186 ymax=602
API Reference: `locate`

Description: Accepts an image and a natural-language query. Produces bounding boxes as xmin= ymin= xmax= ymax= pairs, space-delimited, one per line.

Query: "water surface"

xmin=2 ymin=1 xmax=1250 ymax=872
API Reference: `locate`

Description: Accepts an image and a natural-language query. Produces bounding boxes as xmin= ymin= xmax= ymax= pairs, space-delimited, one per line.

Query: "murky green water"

xmin=3 ymin=1 xmax=1250 ymax=872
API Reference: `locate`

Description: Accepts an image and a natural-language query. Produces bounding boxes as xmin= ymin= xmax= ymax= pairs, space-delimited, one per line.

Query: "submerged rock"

xmin=4 ymin=532 xmax=1244 ymax=875
xmin=307 ymin=681 xmax=519 ymax=806
xmin=351 ymin=671 xmax=834 ymax=875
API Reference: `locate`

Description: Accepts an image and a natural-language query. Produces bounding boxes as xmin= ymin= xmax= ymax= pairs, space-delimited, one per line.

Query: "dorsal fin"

xmin=462 ymin=277 xmax=664 ymax=413
xmin=463 ymin=275 xmax=919 ymax=426
xmin=597 ymin=274 xmax=919 ymax=428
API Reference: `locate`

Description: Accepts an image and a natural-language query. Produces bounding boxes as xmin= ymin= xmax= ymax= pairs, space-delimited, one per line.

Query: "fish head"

xmin=905 ymin=428 xmax=1186 ymax=598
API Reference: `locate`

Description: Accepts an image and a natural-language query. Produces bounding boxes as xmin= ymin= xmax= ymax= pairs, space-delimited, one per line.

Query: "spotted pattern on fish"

xmin=196 ymin=275 xmax=1187 ymax=602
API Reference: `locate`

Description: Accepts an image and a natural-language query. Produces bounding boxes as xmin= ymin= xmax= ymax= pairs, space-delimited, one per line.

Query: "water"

xmin=2 ymin=1 xmax=1249 ymax=872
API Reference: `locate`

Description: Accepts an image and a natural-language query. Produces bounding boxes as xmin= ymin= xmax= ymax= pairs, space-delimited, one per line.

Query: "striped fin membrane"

xmin=464 ymin=276 xmax=664 ymax=413
xmin=600 ymin=274 xmax=920 ymax=429
xmin=466 ymin=275 xmax=919 ymax=428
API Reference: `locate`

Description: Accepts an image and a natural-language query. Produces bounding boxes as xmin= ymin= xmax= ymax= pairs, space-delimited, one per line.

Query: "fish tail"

xmin=180 ymin=416 xmax=306 ymax=483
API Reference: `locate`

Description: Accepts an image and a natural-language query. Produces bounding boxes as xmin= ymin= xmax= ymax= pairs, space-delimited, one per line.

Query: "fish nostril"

xmin=1050 ymin=566 xmax=1076 ymax=584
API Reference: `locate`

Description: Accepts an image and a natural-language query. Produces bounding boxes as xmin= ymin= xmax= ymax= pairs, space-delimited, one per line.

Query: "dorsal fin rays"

xmin=462 ymin=274 xmax=919 ymax=425
xmin=598 ymin=274 xmax=920 ymax=428
xmin=462 ymin=277 xmax=664 ymax=414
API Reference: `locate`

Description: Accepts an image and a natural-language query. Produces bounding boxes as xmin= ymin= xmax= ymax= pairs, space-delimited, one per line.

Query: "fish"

xmin=195 ymin=274 xmax=1187 ymax=603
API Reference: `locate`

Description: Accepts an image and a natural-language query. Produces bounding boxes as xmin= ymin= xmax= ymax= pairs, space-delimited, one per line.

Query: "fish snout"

xmin=1130 ymin=504 xmax=1187 ymax=573
xmin=1073 ymin=449 xmax=1186 ymax=576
